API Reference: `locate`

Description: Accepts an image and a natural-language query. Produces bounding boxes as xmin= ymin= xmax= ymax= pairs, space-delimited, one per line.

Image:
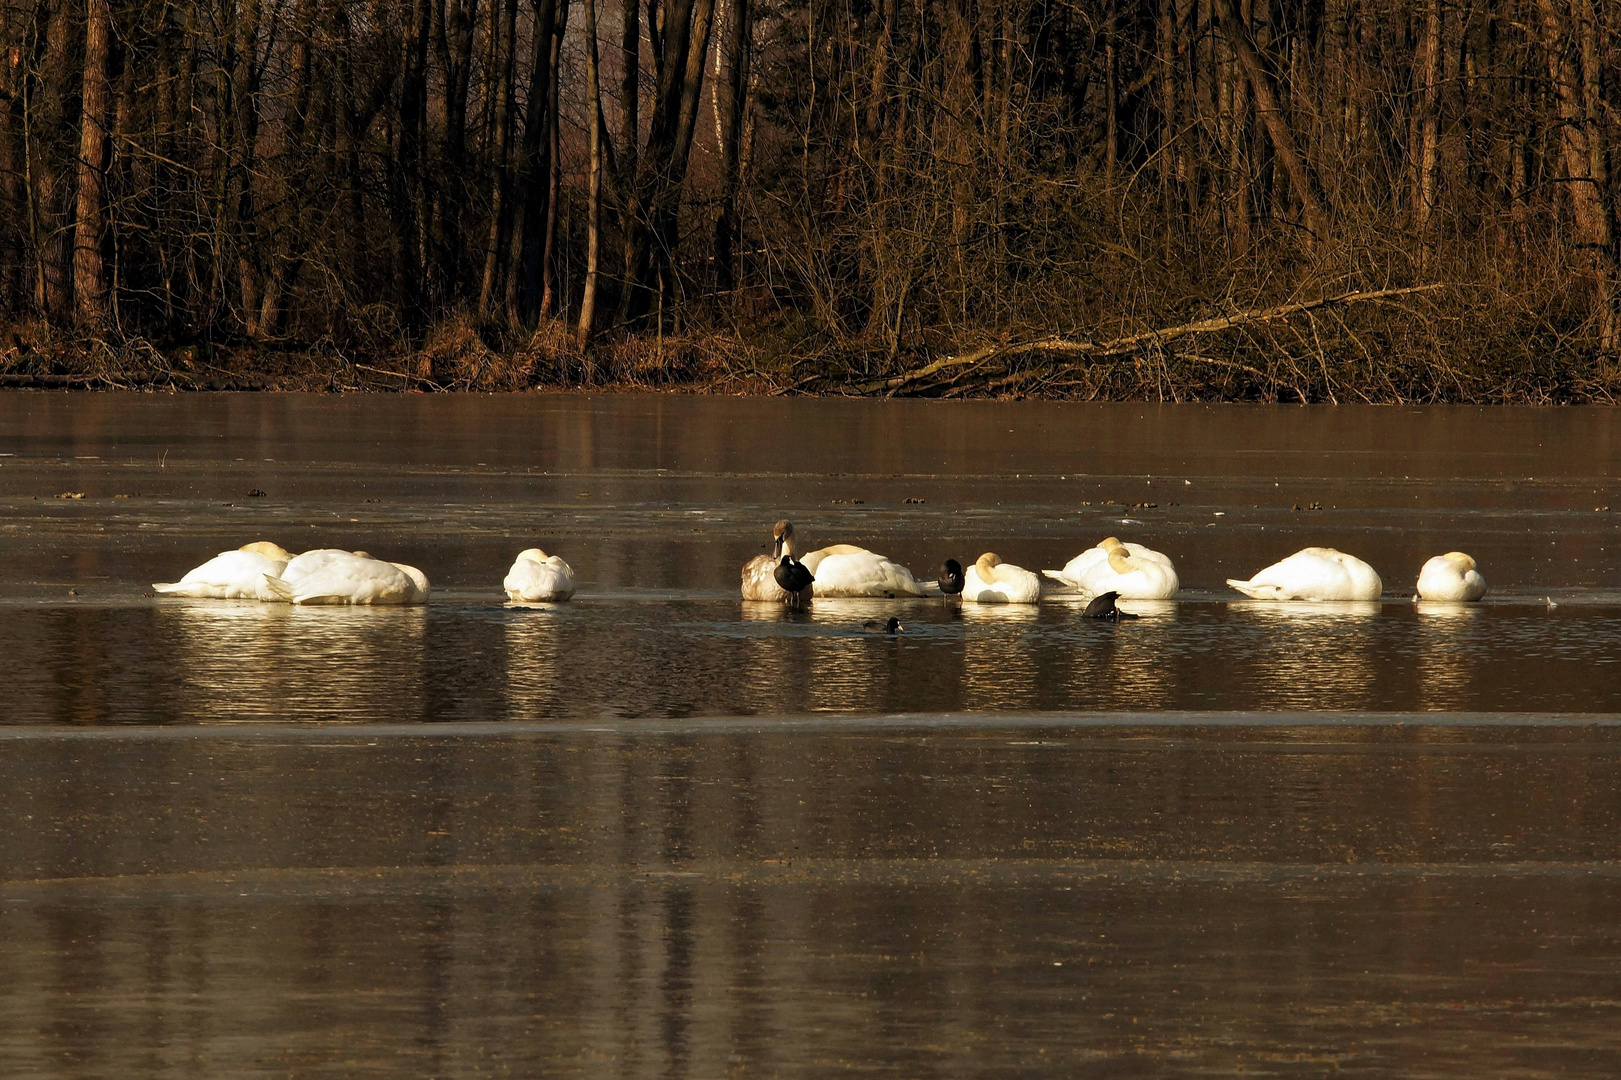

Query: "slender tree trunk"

xmin=1412 ymin=0 xmax=1441 ymax=245
xmin=477 ymin=0 xmax=518 ymax=318
xmin=72 ymin=0 xmax=112 ymax=325
xmin=538 ymin=0 xmax=569 ymax=316
xmin=505 ymin=0 xmax=560 ymax=323
xmin=579 ymin=0 xmax=604 ymax=345
xmin=713 ymin=0 xmax=751 ymax=291
xmin=1538 ymin=0 xmax=1617 ymax=351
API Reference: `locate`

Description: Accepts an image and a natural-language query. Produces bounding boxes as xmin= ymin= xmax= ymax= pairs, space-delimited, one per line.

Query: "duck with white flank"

xmin=504 ymin=549 xmax=576 ymax=602
xmin=962 ymin=552 xmax=1043 ymax=604
xmin=1044 ymin=537 xmax=1179 ymax=599
xmin=1416 ymin=552 xmax=1487 ymax=601
xmin=153 ymin=541 xmax=294 ymax=601
xmin=1226 ymin=547 xmax=1381 ymax=601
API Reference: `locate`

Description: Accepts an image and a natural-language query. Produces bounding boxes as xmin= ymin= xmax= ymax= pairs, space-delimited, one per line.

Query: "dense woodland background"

xmin=3 ymin=0 xmax=1621 ymax=399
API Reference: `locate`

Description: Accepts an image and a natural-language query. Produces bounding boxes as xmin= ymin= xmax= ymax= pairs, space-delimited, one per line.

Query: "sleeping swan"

xmin=741 ymin=520 xmax=813 ymax=604
xmin=152 ymin=541 xmax=294 ymax=601
xmin=264 ymin=549 xmax=429 ymax=605
xmin=963 ymin=552 xmax=1042 ymax=604
xmin=1226 ymin=547 xmax=1381 ymax=601
xmin=504 ymin=548 xmax=576 ymax=602
xmin=1043 ymin=537 xmax=1179 ymax=599
xmin=1416 ymin=552 xmax=1487 ymax=601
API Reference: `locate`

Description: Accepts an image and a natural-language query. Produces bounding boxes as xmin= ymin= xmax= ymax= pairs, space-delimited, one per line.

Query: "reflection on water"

xmin=158 ymin=602 xmax=427 ymax=724
xmin=1 ymin=596 xmax=1619 ymax=722
xmin=4 ymin=726 xmax=1621 ymax=1078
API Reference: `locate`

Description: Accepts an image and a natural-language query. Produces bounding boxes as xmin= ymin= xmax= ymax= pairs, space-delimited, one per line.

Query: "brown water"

xmin=2 ymin=394 xmax=1621 ymax=1077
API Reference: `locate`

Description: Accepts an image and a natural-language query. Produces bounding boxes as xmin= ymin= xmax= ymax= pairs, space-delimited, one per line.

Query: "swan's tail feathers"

xmin=914 ymin=579 xmax=941 ymax=595
xmin=1226 ymin=578 xmax=1282 ymax=600
xmin=1041 ymin=570 xmax=1083 ymax=586
xmin=151 ymin=582 xmax=188 ymax=595
xmin=260 ymin=575 xmax=296 ymax=602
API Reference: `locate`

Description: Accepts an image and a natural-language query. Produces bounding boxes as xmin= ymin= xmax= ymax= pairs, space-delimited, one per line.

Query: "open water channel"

xmin=1 ymin=394 xmax=1619 ymax=1076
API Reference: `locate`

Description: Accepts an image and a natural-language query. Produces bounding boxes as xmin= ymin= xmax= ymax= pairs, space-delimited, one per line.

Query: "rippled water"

xmin=2 ymin=394 xmax=1621 ymax=1077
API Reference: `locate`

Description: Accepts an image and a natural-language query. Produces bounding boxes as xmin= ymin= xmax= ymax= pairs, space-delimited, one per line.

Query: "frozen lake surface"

xmin=1 ymin=394 xmax=1620 ymax=1076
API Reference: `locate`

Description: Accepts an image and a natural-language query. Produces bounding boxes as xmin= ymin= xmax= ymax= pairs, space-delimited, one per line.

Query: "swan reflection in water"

xmin=504 ymin=604 xmax=567 ymax=720
xmin=157 ymin=601 xmax=426 ymax=724
xmin=1055 ymin=599 xmax=1178 ymax=709
xmin=960 ymin=602 xmax=1040 ymax=710
xmin=1225 ymin=600 xmax=1382 ymax=710
xmin=1414 ymin=600 xmax=1483 ymax=711
xmin=736 ymin=598 xmax=920 ymax=712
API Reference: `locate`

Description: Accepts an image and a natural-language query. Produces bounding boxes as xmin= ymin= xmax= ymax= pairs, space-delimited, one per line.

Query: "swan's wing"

xmin=260 ymin=575 xmax=295 ymax=602
xmin=1227 ymin=578 xmax=1288 ymax=600
xmin=741 ymin=555 xmax=782 ymax=600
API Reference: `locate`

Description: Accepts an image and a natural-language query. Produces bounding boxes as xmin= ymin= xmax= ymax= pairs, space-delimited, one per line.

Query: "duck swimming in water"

xmin=152 ymin=541 xmax=294 ymax=601
xmin=962 ymin=552 xmax=1042 ymax=604
xmin=504 ymin=548 xmax=576 ymax=602
xmin=1416 ymin=552 xmax=1487 ymax=602
xmin=741 ymin=520 xmax=814 ymax=604
xmin=1226 ymin=547 xmax=1381 ymax=601
xmin=1044 ymin=537 xmax=1179 ymax=599
xmin=939 ymin=559 xmax=965 ymax=600
xmin=863 ymin=617 xmax=903 ymax=634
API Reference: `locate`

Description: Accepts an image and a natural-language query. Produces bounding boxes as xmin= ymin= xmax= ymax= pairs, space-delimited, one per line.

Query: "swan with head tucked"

xmin=963 ymin=552 xmax=1043 ymax=604
xmin=504 ymin=548 xmax=576 ymax=602
xmin=1043 ymin=537 xmax=1179 ymax=599
xmin=796 ymin=525 xmax=932 ymax=597
xmin=1226 ymin=547 xmax=1382 ymax=601
xmin=153 ymin=541 xmax=294 ymax=601
xmin=263 ymin=549 xmax=430 ymax=605
xmin=1416 ymin=552 xmax=1486 ymax=602
xmin=741 ymin=520 xmax=814 ymax=604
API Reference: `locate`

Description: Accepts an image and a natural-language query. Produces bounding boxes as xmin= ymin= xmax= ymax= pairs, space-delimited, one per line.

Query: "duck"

xmin=1416 ymin=552 xmax=1487 ymax=601
xmin=152 ymin=541 xmax=294 ymax=601
xmin=863 ymin=617 xmax=903 ymax=634
xmin=1043 ymin=537 xmax=1179 ymax=599
xmin=264 ymin=549 xmax=430 ymax=605
xmin=741 ymin=520 xmax=814 ymax=604
xmin=962 ymin=552 xmax=1042 ymax=604
xmin=504 ymin=548 xmax=576 ymax=602
xmin=939 ymin=559 xmax=965 ymax=599
xmin=1083 ymin=590 xmax=1139 ymax=621
xmin=774 ymin=555 xmax=815 ymax=608
xmin=1226 ymin=547 xmax=1382 ymax=601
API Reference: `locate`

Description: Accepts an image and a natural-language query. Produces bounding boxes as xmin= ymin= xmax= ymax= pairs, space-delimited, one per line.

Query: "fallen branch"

xmin=857 ymin=284 xmax=1449 ymax=395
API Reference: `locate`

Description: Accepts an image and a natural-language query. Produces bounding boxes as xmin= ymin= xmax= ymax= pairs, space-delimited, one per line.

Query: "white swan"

xmin=963 ymin=552 xmax=1042 ymax=604
xmin=504 ymin=548 xmax=576 ymax=602
xmin=741 ymin=520 xmax=812 ymax=604
xmin=153 ymin=541 xmax=293 ymax=601
xmin=1226 ymin=547 xmax=1382 ymax=601
xmin=1042 ymin=537 xmax=1179 ymax=599
xmin=264 ymin=549 xmax=429 ymax=605
xmin=800 ymin=542 xmax=932 ymax=597
xmin=1416 ymin=552 xmax=1487 ymax=601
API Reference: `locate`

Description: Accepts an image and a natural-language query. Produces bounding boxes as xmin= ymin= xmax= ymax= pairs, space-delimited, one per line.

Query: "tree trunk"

xmin=579 ymin=0 xmax=604 ymax=345
xmin=477 ymin=0 xmax=518 ymax=318
xmin=1412 ymin=0 xmax=1441 ymax=244
xmin=538 ymin=0 xmax=569 ymax=317
xmin=1538 ymin=0 xmax=1617 ymax=351
xmin=1211 ymin=0 xmax=1328 ymax=239
xmin=713 ymin=0 xmax=751 ymax=291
